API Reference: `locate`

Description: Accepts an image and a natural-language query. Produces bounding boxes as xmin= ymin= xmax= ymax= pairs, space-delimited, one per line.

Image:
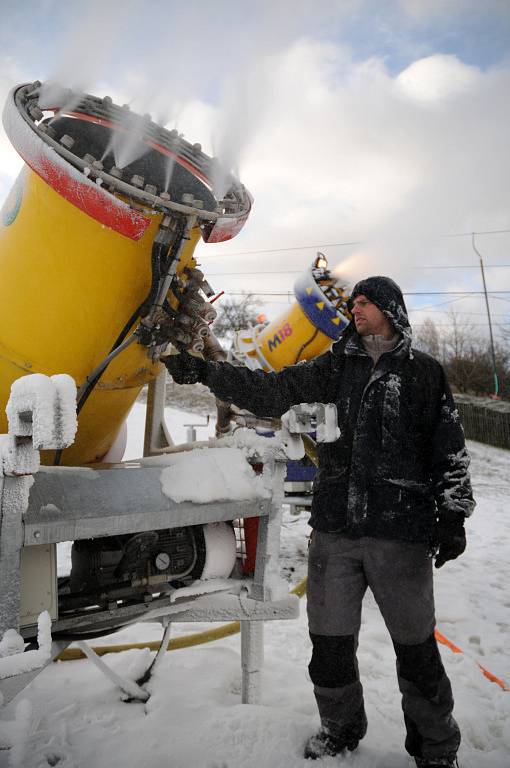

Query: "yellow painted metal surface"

xmin=256 ymin=301 xmax=332 ymax=371
xmin=0 ymin=167 xmax=201 ymax=464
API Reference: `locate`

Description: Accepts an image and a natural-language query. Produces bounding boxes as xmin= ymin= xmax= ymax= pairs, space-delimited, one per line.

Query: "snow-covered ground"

xmin=1 ymin=403 xmax=509 ymax=768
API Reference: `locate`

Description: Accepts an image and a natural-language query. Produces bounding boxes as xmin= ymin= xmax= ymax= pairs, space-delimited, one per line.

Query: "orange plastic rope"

xmin=435 ymin=629 xmax=509 ymax=692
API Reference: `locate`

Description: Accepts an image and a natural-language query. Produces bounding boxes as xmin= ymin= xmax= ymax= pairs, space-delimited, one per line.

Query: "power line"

xmin=203 ymin=227 xmax=510 ymax=259
xmin=225 ymin=290 xmax=510 ymax=297
xmin=407 ymin=296 xmax=477 ymax=312
xmin=443 ymin=228 xmax=510 ymax=239
xmin=412 ymin=323 xmax=509 ymax=327
xmin=410 ymin=309 xmax=508 ymax=316
xmin=204 ymin=240 xmax=361 ymax=258
xmin=405 ymin=291 xmax=510 ymax=296
xmin=416 ymin=264 xmax=510 ymax=269
xmin=208 ymin=270 xmax=303 ymax=276
xmin=207 ymin=265 xmax=510 ymax=276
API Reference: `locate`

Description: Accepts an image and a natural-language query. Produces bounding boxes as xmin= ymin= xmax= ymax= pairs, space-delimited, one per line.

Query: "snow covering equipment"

xmin=0 ymin=80 xmax=252 ymax=465
xmin=0 ymin=375 xmax=329 ymax=709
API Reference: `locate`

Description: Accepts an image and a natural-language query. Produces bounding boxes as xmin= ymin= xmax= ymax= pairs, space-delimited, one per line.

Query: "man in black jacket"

xmin=164 ymin=276 xmax=474 ymax=768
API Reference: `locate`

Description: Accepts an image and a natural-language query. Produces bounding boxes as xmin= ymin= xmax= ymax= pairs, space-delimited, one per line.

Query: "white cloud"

xmin=396 ymin=54 xmax=480 ymax=102
xmin=0 ymin=35 xmax=508 ymax=335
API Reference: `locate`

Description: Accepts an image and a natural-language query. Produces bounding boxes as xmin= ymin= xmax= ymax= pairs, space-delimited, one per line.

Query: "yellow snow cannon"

xmin=231 ymin=254 xmax=351 ymax=372
xmin=0 ymin=81 xmax=252 ymax=465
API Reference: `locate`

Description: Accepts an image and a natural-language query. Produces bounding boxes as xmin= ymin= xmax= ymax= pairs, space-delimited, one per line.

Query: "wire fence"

xmin=455 ymin=394 xmax=510 ymax=450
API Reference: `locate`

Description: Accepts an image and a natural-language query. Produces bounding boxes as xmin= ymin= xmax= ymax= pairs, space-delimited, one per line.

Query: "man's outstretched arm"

xmin=164 ymin=350 xmax=336 ymax=420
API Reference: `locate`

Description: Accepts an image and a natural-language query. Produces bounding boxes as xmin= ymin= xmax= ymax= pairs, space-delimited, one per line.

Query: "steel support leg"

xmin=240 ymin=621 xmax=264 ymax=704
xmin=251 ymin=459 xmax=286 ymax=601
xmin=0 ymin=476 xmax=32 ymax=638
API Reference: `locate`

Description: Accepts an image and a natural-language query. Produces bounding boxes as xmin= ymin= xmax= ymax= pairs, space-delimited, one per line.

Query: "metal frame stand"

xmin=0 ymin=374 xmax=299 ymax=710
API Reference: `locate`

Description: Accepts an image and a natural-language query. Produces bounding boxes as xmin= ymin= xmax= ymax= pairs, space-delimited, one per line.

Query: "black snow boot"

xmin=415 ymin=755 xmax=459 ymax=768
xmin=304 ymin=728 xmax=359 ymax=760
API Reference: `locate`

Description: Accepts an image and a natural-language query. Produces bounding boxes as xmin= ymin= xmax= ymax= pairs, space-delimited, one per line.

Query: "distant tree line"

xmin=415 ymin=311 xmax=510 ymax=400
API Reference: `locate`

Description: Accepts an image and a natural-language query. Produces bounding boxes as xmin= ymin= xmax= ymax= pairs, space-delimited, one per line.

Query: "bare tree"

xmin=416 ymin=310 xmax=510 ymax=398
xmin=415 ymin=317 xmax=441 ymax=359
xmin=211 ymin=293 xmax=261 ymax=342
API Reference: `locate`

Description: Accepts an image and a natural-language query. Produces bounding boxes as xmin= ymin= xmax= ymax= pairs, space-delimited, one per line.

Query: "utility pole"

xmin=472 ymin=233 xmax=499 ymax=398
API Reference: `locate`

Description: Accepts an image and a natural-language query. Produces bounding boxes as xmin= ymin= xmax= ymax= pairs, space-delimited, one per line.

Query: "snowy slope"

xmin=0 ymin=403 xmax=509 ymax=768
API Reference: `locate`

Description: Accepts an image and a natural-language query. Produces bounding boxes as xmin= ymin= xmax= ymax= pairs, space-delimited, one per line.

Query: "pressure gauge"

xmin=155 ymin=552 xmax=171 ymax=571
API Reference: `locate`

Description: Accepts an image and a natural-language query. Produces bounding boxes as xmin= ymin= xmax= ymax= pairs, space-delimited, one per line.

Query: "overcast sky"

xmin=1 ymin=0 xmax=510 ymax=337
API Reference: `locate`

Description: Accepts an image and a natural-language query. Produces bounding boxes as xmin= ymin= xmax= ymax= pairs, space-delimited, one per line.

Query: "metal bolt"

xmin=39 ymin=124 xmax=57 ymax=139
xmin=193 ymin=198 xmax=204 ymax=209
xmin=131 ymin=174 xmax=144 ymax=188
xmin=181 ymin=193 xmax=194 ymax=205
xmin=60 ymin=134 xmax=75 ymax=149
xmin=28 ymin=103 xmax=44 ymax=121
xmin=202 ymin=307 xmax=217 ymax=323
xmin=192 ymin=142 xmax=202 ymax=155
xmin=109 ymin=166 xmax=123 ymax=179
xmin=159 ymin=191 xmax=171 ymax=201
xmin=33 ymin=530 xmax=41 ymax=539
xmin=102 ymin=96 xmax=113 ymax=106
xmin=144 ymin=183 xmax=157 ymax=196
xmin=83 ymin=153 xmax=96 ymax=166
xmin=92 ymin=160 xmax=104 ymax=171
xmin=190 ymin=339 xmax=204 ymax=353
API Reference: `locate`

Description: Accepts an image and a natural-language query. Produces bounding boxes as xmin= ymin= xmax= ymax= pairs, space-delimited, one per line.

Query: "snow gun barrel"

xmin=231 ymin=253 xmax=351 ymax=372
xmin=0 ymin=80 xmax=252 ymax=465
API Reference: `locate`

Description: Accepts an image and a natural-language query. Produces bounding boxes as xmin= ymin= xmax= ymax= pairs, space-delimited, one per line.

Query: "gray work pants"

xmin=306 ymin=532 xmax=461 ymax=760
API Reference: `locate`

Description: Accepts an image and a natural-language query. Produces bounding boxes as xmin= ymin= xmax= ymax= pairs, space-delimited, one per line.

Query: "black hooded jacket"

xmin=201 ymin=276 xmax=475 ymax=545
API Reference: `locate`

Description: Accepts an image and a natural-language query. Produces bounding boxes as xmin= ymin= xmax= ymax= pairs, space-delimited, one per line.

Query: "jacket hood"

xmin=345 ymin=275 xmax=412 ymax=345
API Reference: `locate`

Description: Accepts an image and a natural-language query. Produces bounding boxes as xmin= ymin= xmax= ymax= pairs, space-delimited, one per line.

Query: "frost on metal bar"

xmin=0 ymin=373 xmax=299 ymax=710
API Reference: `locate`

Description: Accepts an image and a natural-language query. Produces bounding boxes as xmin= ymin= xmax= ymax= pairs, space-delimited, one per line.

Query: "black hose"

xmin=294 ymin=328 xmax=319 ymax=364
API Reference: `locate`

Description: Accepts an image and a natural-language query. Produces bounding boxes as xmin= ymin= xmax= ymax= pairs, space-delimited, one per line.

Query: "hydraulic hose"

xmin=53 ymin=333 xmax=138 ymax=465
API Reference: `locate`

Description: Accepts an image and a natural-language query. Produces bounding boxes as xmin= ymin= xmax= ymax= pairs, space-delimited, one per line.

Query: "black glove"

xmin=163 ymin=351 xmax=207 ymax=385
xmin=434 ymin=516 xmax=466 ymax=569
